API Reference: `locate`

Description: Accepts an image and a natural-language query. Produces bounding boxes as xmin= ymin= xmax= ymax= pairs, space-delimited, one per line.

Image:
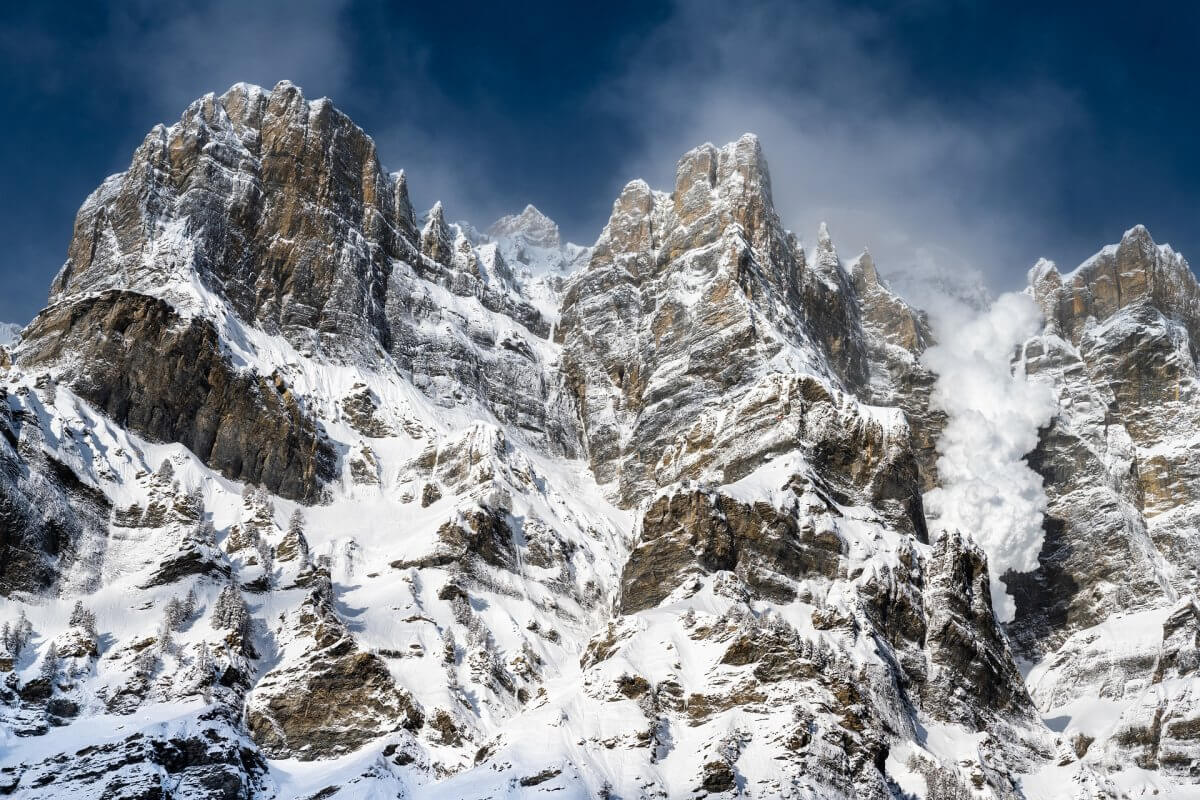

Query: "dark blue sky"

xmin=2 ymin=0 xmax=1198 ymax=323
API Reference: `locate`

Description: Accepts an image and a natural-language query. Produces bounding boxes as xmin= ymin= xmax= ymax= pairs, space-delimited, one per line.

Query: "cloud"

xmin=920 ymin=292 xmax=1057 ymax=621
xmin=601 ymin=0 xmax=1081 ymax=295
xmin=106 ymin=0 xmax=354 ymax=114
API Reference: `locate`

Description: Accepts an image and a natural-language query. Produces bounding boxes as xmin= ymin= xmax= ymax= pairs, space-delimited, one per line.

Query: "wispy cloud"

xmin=601 ymin=0 xmax=1082 ymax=294
xmin=106 ymin=0 xmax=353 ymax=114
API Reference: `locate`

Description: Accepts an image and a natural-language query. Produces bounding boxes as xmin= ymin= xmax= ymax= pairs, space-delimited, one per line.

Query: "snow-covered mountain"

xmin=1 ymin=81 xmax=1198 ymax=799
xmin=0 ymin=323 xmax=19 ymax=348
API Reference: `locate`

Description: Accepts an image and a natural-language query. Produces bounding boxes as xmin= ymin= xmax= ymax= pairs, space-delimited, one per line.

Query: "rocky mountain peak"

xmin=47 ymin=79 xmax=408 ymax=361
xmin=1035 ymin=224 xmax=1200 ymax=346
xmin=5 ymin=85 xmax=1200 ymax=800
xmin=0 ymin=322 xmax=19 ymax=348
xmin=850 ymin=248 xmax=880 ymax=285
xmin=814 ymin=221 xmax=840 ymax=272
xmin=391 ymin=169 xmax=419 ymax=240
xmin=487 ymin=203 xmax=560 ymax=248
xmin=671 ymin=133 xmax=776 ymax=253
xmin=420 ymin=200 xmax=453 ymax=265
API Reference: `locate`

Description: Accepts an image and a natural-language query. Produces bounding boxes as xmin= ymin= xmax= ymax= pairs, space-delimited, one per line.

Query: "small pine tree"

xmin=164 ymin=598 xmax=182 ymax=630
xmin=194 ymin=518 xmax=217 ymax=547
xmin=4 ymin=611 xmax=34 ymax=657
xmin=133 ymin=647 xmax=158 ymax=677
xmin=69 ymin=600 xmax=97 ymax=635
xmin=194 ymin=641 xmax=213 ymax=676
xmin=212 ymin=585 xmax=249 ymax=638
xmin=157 ymin=617 xmax=176 ymax=656
xmin=187 ymin=487 xmax=205 ymax=518
xmin=254 ymin=537 xmax=274 ymax=577
xmin=278 ymin=509 xmax=309 ymax=564
xmin=163 ymin=589 xmax=196 ymax=632
xmin=40 ymin=642 xmax=58 ymax=682
xmin=19 ymin=612 xmax=34 ymax=653
xmin=156 ymin=459 xmax=175 ymax=481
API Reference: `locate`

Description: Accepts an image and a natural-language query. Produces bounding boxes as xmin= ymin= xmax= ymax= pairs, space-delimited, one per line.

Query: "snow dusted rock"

xmin=850 ymin=250 xmax=944 ymax=488
xmin=1005 ymin=226 xmax=1200 ymax=798
xmin=0 ymin=383 xmax=111 ymax=596
xmin=922 ymin=531 xmax=1035 ymax=728
xmin=3 ymin=82 xmax=1200 ymax=799
xmin=1010 ymin=225 xmax=1200 ymax=646
xmin=19 ymin=290 xmax=336 ymax=502
xmin=489 ymin=204 xmax=562 ymax=249
xmin=3 ymin=710 xmax=270 ymax=800
xmin=559 ymin=136 xmax=886 ymax=507
xmin=246 ymin=566 xmax=424 ymax=759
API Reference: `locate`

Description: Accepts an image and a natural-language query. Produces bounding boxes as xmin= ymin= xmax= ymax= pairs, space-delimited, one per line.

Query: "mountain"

xmin=0 ymin=81 xmax=1198 ymax=799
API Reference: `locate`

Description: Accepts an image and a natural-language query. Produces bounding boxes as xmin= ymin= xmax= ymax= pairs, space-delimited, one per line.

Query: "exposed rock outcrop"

xmin=20 ymin=290 xmax=335 ymax=502
xmin=3 ymin=83 xmax=1198 ymax=800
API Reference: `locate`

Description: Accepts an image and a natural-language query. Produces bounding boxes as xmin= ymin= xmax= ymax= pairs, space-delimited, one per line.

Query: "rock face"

xmin=1002 ymin=227 xmax=1200 ymax=795
xmin=559 ymin=137 xmax=894 ymax=506
xmin=0 ymin=386 xmax=110 ymax=595
xmin=246 ymin=568 xmax=423 ymax=759
xmin=20 ymin=290 xmax=336 ymax=502
xmin=51 ymin=82 xmax=397 ymax=356
xmin=1009 ymin=227 xmax=1200 ymax=649
xmin=1 ymin=83 xmax=1198 ymax=799
xmin=850 ymin=251 xmax=944 ymax=488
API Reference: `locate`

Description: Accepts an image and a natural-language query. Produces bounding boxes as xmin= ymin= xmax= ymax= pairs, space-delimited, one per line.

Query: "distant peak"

xmin=488 ymin=204 xmax=560 ymax=248
xmin=0 ymin=321 xmax=21 ymax=348
xmin=1122 ymin=223 xmax=1151 ymax=242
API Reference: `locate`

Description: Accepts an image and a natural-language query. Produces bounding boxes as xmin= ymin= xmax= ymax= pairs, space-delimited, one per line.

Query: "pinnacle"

xmin=817 ymin=221 xmax=833 ymax=248
xmin=1027 ymin=257 xmax=1059 ymax=287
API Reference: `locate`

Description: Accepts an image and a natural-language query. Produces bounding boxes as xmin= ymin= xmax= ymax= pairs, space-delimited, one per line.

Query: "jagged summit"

xmin=1031 ymin=223 xmax=1200 ymax=346
xmin=487 ymin=203 xmax=561 ymax=248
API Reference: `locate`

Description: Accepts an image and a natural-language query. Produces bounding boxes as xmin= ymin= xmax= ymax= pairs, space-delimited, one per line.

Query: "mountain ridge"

xmin=1 ymin=82 xmax=1198 ymax=799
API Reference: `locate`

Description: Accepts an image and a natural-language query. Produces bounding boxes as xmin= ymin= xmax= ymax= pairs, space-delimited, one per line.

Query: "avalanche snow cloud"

xmin=921 ymin=291 xmax=1057 ymax=621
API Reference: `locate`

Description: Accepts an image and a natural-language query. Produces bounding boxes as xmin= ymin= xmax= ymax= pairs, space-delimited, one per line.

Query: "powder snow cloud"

xmin=920 ymin=292 xmax=1057 ymax=621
